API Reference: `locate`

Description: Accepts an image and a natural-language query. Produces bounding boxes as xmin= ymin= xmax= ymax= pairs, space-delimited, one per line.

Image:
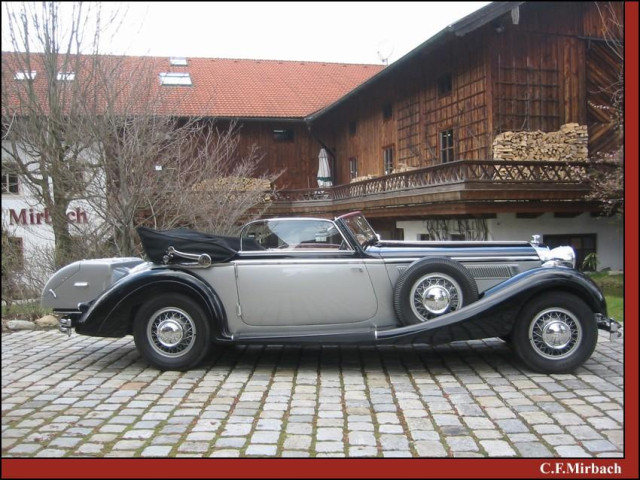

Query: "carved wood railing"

xmin=274 ymin=160 xmax=592 ymax=203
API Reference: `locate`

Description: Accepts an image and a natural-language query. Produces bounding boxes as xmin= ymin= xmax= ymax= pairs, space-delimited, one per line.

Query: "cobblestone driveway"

xmin=2 ymin=329 xmax=624 ymax=458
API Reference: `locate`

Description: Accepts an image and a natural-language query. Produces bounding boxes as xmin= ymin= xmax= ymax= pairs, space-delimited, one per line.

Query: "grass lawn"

xmin=589 ymin=273 xmax=624 ymax=323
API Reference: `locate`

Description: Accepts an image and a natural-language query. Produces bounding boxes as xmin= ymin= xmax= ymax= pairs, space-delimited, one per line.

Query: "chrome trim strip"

xmin=237 ymin=250 xmax=356 ymax=257
xmin=381 ymin=256 xmax=541 ymax=263
xmin=379 ymin=240 xmax=532 ymax=246
xmin=234 ymin=258 xmax=368 ymax=265
xmin=232 ymin=256 xmax=541 ymax=266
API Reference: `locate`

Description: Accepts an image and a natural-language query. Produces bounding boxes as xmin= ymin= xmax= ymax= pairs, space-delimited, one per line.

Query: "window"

xmin=383 ymin=104 xmax=393 ymax=120
xmin=437 ymin=73 xmax=452 ymax=96
xmin=159 ymin=72 xmax=192 ymax=86
xmin=14 ymin=71 xmax=36 ymax=81
xmin=57 ymin=72 xmax=76 ymax=81
xmin=170 ymin=57 xmax=188 ymax=66
xmin=349 ymin=157 xmax=358 ymax=180
xmin=440 ymin=129 xmax=454 ymax=163
xmin=349 ymin=121 xmax=357 ymax=136
xmin=450 ymin=233 xmax=465 ymax=241
xmin=3 ymin=236 xmax=24 ymax=271
xmin=273 ymin=128 xmax=294 ymax=142
xmin=383 ymin=146 xmax=394 ymax=175
xmin=544 ymin=234 xmax=597 ymax=271
xmin=241 ymin=219 xmax=350 ymax=251
xmin=418 ymin=233 xmax=433 ymax=241
xmin=1 ymin=169 xmax=19 ymax=194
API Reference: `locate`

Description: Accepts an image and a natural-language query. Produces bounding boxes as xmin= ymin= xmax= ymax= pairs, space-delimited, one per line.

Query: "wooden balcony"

xmin=267 ymin=160 xmax=601 ymax=218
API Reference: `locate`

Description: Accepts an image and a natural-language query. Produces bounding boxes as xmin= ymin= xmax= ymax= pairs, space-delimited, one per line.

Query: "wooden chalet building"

xmin=275 ymin=1 xmax=623 ymax=271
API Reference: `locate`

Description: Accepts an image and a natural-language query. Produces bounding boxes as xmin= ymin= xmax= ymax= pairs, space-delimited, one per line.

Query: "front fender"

xmin=75 ymin=267 xmax=227 ymax=338
xmin=377 ymin=266 xmax=607 ymax=345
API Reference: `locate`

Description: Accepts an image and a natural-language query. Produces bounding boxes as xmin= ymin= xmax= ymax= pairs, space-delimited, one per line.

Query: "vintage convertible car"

xmin=41 ymin=211 xmax=621 ymax=373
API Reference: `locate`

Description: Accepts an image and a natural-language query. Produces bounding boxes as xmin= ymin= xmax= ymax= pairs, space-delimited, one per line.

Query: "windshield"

xmin=338 ymin=212 xmax=378 ymax=248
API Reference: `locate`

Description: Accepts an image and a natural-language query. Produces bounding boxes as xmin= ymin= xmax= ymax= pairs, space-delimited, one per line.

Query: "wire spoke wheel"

xmin=134 ymin=293 xmax=211 ymax=370
xmin=513 ymin=293 xmax=597 ymax=373
xmin=410 ymin=273 xmax=462 ymax=321
xmin=393 ymin=258 xmax=478 ymax=326
xmin=529 ymin=308 xmax=582 ymax=360
xmin=148 ymin=307 xmax=196 ymax=358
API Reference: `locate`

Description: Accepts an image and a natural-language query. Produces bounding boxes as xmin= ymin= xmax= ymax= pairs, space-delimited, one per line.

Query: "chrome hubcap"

xmin=148 ymin=307 xmax=196 ymax=358
xmin=422 ymin=285 xmax=451 ymax=315
xmin=529 ymin=308 xmax=581 ymax=359
xmin=410 ymin=273 xmax=462 ymax=321
xmin=156 ymin=319 xmax=184 ymax=348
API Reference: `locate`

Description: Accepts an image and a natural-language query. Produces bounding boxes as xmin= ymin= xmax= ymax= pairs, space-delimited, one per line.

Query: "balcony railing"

xmin=274 ymin=160 xmax=592 ymax=203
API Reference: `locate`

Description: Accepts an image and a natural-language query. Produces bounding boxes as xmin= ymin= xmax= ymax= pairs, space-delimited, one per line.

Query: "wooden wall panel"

xmin=308 ymin=2 xmax=613 ymax=184
xmin=233 ymin=120 xmax=320 ymax=190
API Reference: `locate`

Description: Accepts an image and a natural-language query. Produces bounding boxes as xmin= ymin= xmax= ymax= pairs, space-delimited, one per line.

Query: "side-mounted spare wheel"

xmin=133 ymin=293 xmax=212 ymax=371
xmin=393 ymin=257 xmax=479 ymax=325
xmin=512 ymin=292 xmax=598 ymax=373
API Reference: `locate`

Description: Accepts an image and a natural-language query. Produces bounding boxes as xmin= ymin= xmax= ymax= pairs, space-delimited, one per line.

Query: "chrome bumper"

xmin=596 ymin=314 xmax=622 ymax=340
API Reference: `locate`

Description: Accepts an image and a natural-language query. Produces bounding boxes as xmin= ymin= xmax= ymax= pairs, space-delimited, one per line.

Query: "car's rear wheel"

xmin=512 ymin=293 xmax=598 ymax=373
xmin=133 ymin=293 xmax=211 ymax=371
xmin=393 ymin=258 xmax=479 ymax=325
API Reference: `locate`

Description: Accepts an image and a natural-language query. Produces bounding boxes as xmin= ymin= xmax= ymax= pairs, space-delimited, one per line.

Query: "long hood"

xmin=368 ymin=240 xmax=540 ymax=261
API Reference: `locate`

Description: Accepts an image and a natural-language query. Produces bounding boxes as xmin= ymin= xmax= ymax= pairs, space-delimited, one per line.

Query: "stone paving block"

xmin=316 ymin=427 xmax=343 ymax=442
xmin=514 ymin=441 xmax=553 ymax=457
xmin=445 ymin=436 xmax=479 ymax=452
xmin=314 ymin=441 xmax=344 ymax=453
xmin=283 ymin=434 xmax=312 ymax=450
xmin=141 ymin=445 xmax=173 ymax=457
xmin=414 ymin=440 xmax=448 ymax=457
xmin=554 ymin=445 xmax=590 ymax=457
xmin=348 ymin=446 xmax=378 ymax=457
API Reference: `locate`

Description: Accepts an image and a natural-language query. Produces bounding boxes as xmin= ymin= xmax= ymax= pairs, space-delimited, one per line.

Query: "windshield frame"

xmin=335 ymin=212 xmax=379 ymax=249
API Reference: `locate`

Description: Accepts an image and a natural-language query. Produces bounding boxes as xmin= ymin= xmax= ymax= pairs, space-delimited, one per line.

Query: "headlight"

xmin=539 ymin=246 xmax=576 ymax=269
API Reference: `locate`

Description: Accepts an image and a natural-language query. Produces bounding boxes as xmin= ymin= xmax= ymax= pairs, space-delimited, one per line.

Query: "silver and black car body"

xmin=41 ymin=212 xmax=621 ymax=373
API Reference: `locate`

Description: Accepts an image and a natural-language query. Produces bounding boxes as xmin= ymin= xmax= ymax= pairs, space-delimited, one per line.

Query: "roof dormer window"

xmin=159 ymin=72 xmax=192 ymax=86
xmin=170 ymin=57 xmax=188 ymax=66
xmin=57 ymin=72 xmax=76 ymax=81
xmin=14 ymin=70 xmax=36 ymax=81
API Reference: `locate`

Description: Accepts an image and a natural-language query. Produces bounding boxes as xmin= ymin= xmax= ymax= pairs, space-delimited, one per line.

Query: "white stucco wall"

xmin=2 ymin=140 xmax=105 ymax=284
xmin=397 ymin=212 xmax=624 ymax=271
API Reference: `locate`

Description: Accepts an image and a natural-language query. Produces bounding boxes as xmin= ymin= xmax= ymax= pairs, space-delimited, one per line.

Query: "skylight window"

xmin=170 ymin=57 xmax=188 ymax=66
xmin=14 ymin=70 xmax=36 ymax=80
xmin=159 ymin=72 xmax=192 ymax=86
xmin=57 ymin=72 xmax=75 ymax=81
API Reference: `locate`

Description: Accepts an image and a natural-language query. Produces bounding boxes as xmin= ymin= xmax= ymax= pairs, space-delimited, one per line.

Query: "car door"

xmin=234 ymin=219 xmax=378 ymax=327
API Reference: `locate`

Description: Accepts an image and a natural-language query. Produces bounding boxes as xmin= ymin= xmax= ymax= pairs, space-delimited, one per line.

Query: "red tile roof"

xmin=2 ymin=52 xmax=385 ymax=118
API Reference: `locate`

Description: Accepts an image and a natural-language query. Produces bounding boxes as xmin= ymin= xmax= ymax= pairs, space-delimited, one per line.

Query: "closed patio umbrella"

xmin=317 ymin=148 xmax=333 ymax=188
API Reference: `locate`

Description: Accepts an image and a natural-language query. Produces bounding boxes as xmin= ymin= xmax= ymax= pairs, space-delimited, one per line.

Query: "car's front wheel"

xmin=133 ymin=293 xmax=211 ymax=371
xmin=512 ymin=293 xmax=598 ymax=373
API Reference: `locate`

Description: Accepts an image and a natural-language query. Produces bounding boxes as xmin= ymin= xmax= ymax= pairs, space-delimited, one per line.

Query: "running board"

xmin=231 ymin=329 xmax=377 ymax=344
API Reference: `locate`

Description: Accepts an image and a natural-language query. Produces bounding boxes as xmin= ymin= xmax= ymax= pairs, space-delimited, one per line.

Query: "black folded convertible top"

xmin=137 ymin=226 xmax=241 ymax=264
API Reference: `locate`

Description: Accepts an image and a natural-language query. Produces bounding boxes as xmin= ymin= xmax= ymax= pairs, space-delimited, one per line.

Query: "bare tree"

xmin=586 ymin=1 xmax=624 ymax=216
xmin=78 ymin=53 xmax=279 ymax=256
xmin=1 ymin=2 xmax=121 ymax=267
xmin=3 ymin=2 xmax=279 ymax=267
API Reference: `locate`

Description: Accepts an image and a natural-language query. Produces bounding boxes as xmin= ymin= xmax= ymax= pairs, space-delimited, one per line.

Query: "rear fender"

xmin=75 ymin=268 xmax=227 ymax=339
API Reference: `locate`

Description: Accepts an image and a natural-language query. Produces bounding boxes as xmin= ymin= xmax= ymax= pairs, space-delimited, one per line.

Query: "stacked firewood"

xmin=493 ymin=123 xmax=588 ymax=161
xmin=350 ymin=174 xmax=377 ymax=183
xmin=192 ymin=176 xmax=272 ymax=192
xmin=394 ymin=162 xmax=419 ymax=173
